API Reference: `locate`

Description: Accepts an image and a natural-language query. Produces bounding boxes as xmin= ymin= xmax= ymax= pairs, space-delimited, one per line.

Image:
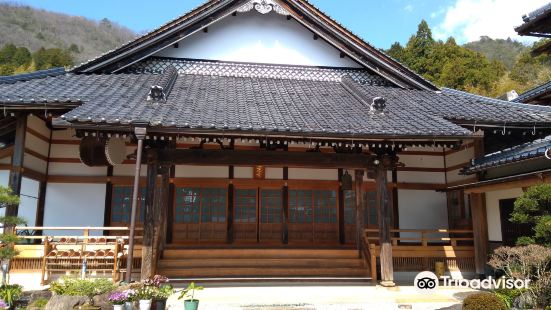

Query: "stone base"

xmin=380 ymin=280 xmax=396 ymax=287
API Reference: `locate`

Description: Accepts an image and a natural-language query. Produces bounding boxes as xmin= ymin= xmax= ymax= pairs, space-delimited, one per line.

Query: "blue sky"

xmin=8 ymin=0 xmax=548 ymax=49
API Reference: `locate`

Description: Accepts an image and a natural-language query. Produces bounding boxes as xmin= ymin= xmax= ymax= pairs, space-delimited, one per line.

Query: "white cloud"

xmin=433 ymin=0 xmax=549 ymax=44
xmin=404 ymin=4 xmax=414 ymax=12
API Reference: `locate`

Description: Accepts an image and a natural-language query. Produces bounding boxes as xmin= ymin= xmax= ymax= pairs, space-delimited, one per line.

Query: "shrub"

xmin=27 ymin=297 xmax=49 ymax=309
xmin=49 ymin=278 xmax=115 ymax=298
xmin=493 ymin=288 xmax=522 ymax=309
xmin=0 ymin=284 xmax=22 ymax=306
xmin=462 ymin=292 xmax=507 ymax=310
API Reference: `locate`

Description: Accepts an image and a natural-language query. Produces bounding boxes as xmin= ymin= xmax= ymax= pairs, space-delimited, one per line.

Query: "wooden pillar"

xmin=166 ymin=166 xmax=175 ymax=244
xmin=282 ymin=167 xmax=289 ymax=244
xmin=103 ymin=166 xmax=114 ymax=234
xmin=140 ymin=155 xmax=157 ymax=280
xmin=376 ymin=155 xmax=395 ymax=287
xmin=354 ymin=169 xmax=364 ymax=256
xmin=227 ymin=166 xmax=234 ymax=243
xmin=338 ymin=169 xmax=345 ymax=244
xmin=471 ymin=192 xmax=488 ymax=279
xmin=6 ymin=113 xmax=27 ymax=217
xmin=152 ymin=164 xmax=170 ymax=275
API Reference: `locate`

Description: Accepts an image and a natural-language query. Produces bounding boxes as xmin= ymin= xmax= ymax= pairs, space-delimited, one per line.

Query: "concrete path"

xmin=165 ymin=283 xmax=477 ymax=310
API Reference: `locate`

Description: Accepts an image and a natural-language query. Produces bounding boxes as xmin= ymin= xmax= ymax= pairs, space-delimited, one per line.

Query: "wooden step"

xmin=157 ymin=267 xmax=369 ymax=278
xmin=162 ymin=248 xmax=360 ymax=260
xmin=158 ymin=258 xmax=364 ymax=268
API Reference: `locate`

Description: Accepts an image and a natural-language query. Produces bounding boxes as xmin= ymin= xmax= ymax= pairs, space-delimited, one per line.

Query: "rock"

xmin=91 ymin=292 xmax=111 ymax=310
xmin=44 ymin=295 xmax=88 ymax=310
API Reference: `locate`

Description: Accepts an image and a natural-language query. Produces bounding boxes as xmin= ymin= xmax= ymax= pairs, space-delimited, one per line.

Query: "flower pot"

xmin=113 ymin=305 xmax=124 ymax=310
xmin=152 ymin=299 xmax=166 ymax=310
xmin=138 ymin=299 xmax=152 ymax=310
xmin=184 ymin=300 xmax=199 ymax=310
xmin=124 ymin=301 xmax=134 ymax=310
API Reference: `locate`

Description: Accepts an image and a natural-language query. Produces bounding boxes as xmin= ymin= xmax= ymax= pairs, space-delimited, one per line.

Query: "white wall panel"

xmin=446 ymin=148 xmax=474 ymax=167
xmin=51 ymin=128 xmax=78 ymax=140
xmin=24 ymin=133 xmax=49 ymax=157
xmin=175 ymin=165 xmax=228 ymax=178
xmin=19 ymin=177 xmax=40 ymax=226
xmin=23 ymin=154 xmax=47 ymax=174
xmin=43 ymin=183 xmax=106 ymax=236
xmin=400 ymin=155 xmax=444 ymax=168
xmin=155 ymin=11 xmax=360 ymax=67
xmin=113 ymin=164 xmax=147 ymax=177
xmin=50 ymin=144 xmax=78 ymax=158
xmin=48 ymin=163 xmax=107 ymax=176
xmin=485 ymin=188 xmax=524 ymax=242
xmin=234 ymin=167 xmax=253 ymax=179
xmin=27 ymin=114 xmax=50 ymax=135
xmin=398 ymin=189 xmax=449 ymax=242
xmin=266 ymin=167 xmax=283 ymax=179
xmin=397 ymin=171 xmax=446 ymax=184
xmin=288 ymin=168 xmax=337 ymax=180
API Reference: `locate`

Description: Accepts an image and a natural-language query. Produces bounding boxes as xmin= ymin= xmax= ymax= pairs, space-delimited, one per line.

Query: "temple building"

xmin=1 ymin=0 xmax=551 ymax=286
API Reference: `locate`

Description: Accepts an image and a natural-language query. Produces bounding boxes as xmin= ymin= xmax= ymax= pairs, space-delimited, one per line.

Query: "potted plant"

xmin=152 ymin=284 xmax=173 ymax=310
xmin=123 ymin=289 xmax=136 ymax=310
xmin=0 ymin=300 xmax=7 ymax=310
xmin=108 ymin=291 xmax=127 ymax=310
xmin=135 ymin=286 xmax=156 ymax=310
xmin=178 ymin=282 xmax=203 ymax=310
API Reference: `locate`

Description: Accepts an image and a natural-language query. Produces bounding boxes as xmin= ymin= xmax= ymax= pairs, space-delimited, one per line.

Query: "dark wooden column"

xmin=282 ymin=167 xmax=289 ymax=244
xmin=471 ymin=192 xmax=488 ymax=279
xmin=166 ymin=166 xmax=175 ymax=244
xmin=227 ymin=166 xmax=234 ymax=243
xmin=354 ymin=169 xmax=364 ymax=256
xmin=375 ymin=154 xmax=396 ymax=287
xmin=103 ymin=166 xmax=114 ymax=234
xmin=6 ymin=113 xmax=27 ymax=217
xmin=140 ymin=154 xmax=158 ymax=280
xmin=338 ymin=169 xmax=345 ymax=244
xmin=152 ymin=164 xmax=170 ymax=275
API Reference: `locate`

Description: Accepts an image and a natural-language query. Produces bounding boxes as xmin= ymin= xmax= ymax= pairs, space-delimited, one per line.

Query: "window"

xmin=174 ymin=187 xmax=227 ymax=224
xmin=260 ymin=189 xmax=282 ymax=223
xmin=289 ymin=190 xmax=337 ymax=224
xmin=111 ymin=186 xmax=145 ymax=223
xmin=235 ymin=189 xmax=257 ymax=223
xmin=343 ymin=190 xmax=378 ymax=226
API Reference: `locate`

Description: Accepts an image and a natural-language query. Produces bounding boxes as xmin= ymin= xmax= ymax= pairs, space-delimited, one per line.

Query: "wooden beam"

xmin=471 ymin=192 xmax=488 ymax=279
xmin=140 ymin=158 xmax=157 ymax=280
xmin=227 ymin=166 xmax=234 ymax=244
xmin=7 ymin=114 xmax=27 ymax=216
xmin=154 ymin=149 xmax=372 ymax=168
xmin=354 ymin=169 xmax=364 ymax=256
xmin=282 ymin=167 xmax=289 ymax=244
xmin=376 ymin=156 xmax=395 ymax=287
xmin=338 ymin=169 xmax=345 ymax=244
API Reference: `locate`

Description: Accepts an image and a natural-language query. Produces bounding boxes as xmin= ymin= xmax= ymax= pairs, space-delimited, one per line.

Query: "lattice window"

xmin=260 ymin=189 xmax=282 ymax=223
xmin=343 ymin=190 xmax=378 ymax=226
xmin=174 ymin=187 xmax=227 ymax=223
xmin=313 ymin=190 xmax=337 ymax=224
xmin=343 ymin=190 xmax=356 ymax=225
xmin=111 ymin=186 xmax=145 ymax=223
xmin=235 ymin=189 xmax=257 ymax=223
xmin=289 ymin=190 xmax=313 ymax=223
xmin=174 ymin=187 xmax=200 ymax=223
xmin=289 ymin=190 xmax=337 ymax=224
xmin=126 ymin=57 xmax=393 ymax=86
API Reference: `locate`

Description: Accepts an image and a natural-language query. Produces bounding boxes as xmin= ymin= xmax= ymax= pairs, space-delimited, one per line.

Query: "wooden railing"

xmin=12 ymin=226 xmax=142 ymax=285
xmin=363 ymin=228 xmax=475 ymax=283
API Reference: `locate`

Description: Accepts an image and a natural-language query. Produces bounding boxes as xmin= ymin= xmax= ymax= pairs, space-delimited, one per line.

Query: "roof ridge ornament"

xmin=147 ymin=66 xmax=178 ymax=102
xmin=237 ymin=0 xmax=289 ymax=15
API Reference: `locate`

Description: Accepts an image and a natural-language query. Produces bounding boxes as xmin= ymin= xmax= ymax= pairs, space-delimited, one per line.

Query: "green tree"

xmin=511 ymin=184 xmax=551 ymax=246
xmin=387 ymin=42 xmax=405 ymax=61
xmin=11 ymin=47 xmax=31 ymax=67
xmin=402 ymin=20 xmax=435 ymax=77
xmin=0 ymin=44 xmax=16 ymax=65
xmin=32 ymin=47 xmax=73 ymax=70
xmin=0 ymin=186 xmax=25 ymax=285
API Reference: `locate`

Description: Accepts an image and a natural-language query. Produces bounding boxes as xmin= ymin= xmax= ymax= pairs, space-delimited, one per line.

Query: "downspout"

xmin=125 ymin=127 xmax=147 ymax=283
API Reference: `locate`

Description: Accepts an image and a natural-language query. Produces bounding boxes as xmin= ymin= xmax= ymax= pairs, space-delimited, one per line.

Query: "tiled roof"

xmin=0 ymin=67 xmax=65 ymax=85
xmin=3 ymin=65 xmax=551 ymax=139
xmin=512 ymin=80 xmax=551 ymax=103
xmin=463 ymin=135 xmax=551 ymax=174
xmin=515 ymin=3 xmax=551 ymax=36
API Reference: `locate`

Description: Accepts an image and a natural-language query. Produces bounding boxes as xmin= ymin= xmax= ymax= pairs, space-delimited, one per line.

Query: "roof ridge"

xmin=0 ymin=67 xmax=66 ymax=84
xmin=512 ymin=80 xmax=551 ymax=103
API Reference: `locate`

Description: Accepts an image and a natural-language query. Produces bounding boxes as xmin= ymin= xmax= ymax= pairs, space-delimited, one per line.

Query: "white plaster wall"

xmin=24 ymin=134 xmax=49 ymax=157
xmin=288 ymin=168 xmax=337 ymax=180
xmin=113 ymin=164 xmax=147 ymax=176
xmin=397 ymin=171 xmax=446 ymax=184
xmin=400 ymin=155 xmax=444 ymax=169
xmin=43 ymin=183 xmax=106 ymax=236
xmin=175 ymin=165 xmax=228 ymax=178
xmin=18 ymin=177 xmax=40 ymax=226
xmin=234 ymin=166 xmax=253 ymax=179
xmin=485 ymin=188 xmax=524 ymax=242
xmin=49 ymin=144 xmax=78 ymax=158
xmin=23 ymin=154 xmax=47 ymax=174
xmin=27 ymin=114 xmax=50 ymax=136
xmin=266 ymin=167 xmax=283 ymax=179
xmin=398 ymin=189 xmax=449 ymax=241
xmin=48 ymin=163 xmax=107 ymax=176
xmin=155 ymin=10 xmax=360 ymax=67
xmin=51 ymin=128 xmax=78 ymax=140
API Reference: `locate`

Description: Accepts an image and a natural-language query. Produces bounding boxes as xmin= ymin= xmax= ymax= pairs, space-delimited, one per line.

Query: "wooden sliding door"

xmin=234 ymin=188 xmax=258 ymax=242
xmin=288 ymin=189 xmax=338 ymax=243
xmin=259 ymin=189 xmax=283 ymax=242
xmin=344 ymin=190 xmax=378 ymax=244
xmin=172 ymin=187 xmax=227 ymax=243
xmin=233 ymin=188 xmax=283 ymax=243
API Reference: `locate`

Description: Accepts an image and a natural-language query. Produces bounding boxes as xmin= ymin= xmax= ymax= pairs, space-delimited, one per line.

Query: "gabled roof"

xmin=70 ymin=0 xmax=437 ymax=91
xmin=512 ymin=80 xmax=551 ymax=104
xmin=0 ymin=67 xmax=65 ymax=85
xmin=515 ymin=3 xmax=551 ymax=37
xmin=462 ymin=135 xmax=551 ymax=174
